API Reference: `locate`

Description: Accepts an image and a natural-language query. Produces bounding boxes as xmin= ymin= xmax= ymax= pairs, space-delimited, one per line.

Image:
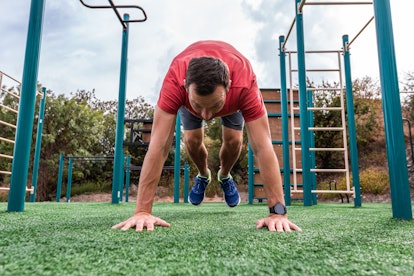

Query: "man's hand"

xmin=256 ymin=215 xmax=302 ymax=232
xmin=112 ymin=212 xmax=170 ymax=232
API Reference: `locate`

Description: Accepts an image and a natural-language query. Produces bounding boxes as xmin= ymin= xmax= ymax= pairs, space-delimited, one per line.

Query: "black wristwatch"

xmin=269 ymin=203 xmax=287 ymax=215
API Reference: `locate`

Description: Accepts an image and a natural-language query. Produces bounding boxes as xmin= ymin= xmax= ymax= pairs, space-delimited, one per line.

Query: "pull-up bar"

xmin=282 ymin=0 xmax=373 ymax=51
xmin=298 ymin=0 xmax=372 ymax=13
xmin=79 ymin=0 xmax=147 ymax=29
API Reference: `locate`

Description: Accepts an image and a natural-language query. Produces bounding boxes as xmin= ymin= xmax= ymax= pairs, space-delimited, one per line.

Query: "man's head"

xmin=185 ymin=57 xmax=230 ymax=120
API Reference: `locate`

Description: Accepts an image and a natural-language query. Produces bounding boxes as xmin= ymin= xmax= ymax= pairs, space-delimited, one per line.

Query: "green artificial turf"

xmin=0 ymin=202 xmax=413 ymax=275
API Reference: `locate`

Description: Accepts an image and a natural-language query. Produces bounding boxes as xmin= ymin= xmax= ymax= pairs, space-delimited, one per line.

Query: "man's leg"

xmin=183 ymin=128 xmax=209 ymax=176
xmin=179 ymin=107 xmax=211 ymax=205
xmin=219 ymin=126 xmax=243 ymax=177
xmin=218 ymin=112 xmax=244 ymax=207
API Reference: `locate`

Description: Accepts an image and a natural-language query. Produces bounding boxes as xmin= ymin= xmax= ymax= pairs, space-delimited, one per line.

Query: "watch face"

xmin=275 ymin=203 xmax=286 ymax=215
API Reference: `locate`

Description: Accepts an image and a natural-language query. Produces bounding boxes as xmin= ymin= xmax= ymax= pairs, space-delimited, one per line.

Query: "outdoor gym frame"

xmin=278 ymin=0 xmax=411 ymax=220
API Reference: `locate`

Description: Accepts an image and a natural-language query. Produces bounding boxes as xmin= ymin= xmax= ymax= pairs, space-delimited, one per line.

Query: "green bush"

xmin=358 ymin=168 xmax=389 ymax=195
xmin=335 ymin=168 xmax=389 ymax=195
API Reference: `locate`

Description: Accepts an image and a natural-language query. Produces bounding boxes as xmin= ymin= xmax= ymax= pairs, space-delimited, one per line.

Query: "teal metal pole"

xmin=125 ymin=156 xmax=131 ymax=203
xmin=247 ymin=143 xmax=254 ymax=204
xmin=8 ymin=0 xmax=45 ymax=212
xmin=342 ymin=35 xmax=361 ymax=207
xmin=56 ymin=153 xmax=64 ymax=202
xmin=373 ymin=0 xmax=412 ymax=219
xmin=183 ymin=162 xmax=189 ymax=203
xmin=119 ymin=152 xmax=124 ymax=202
xmin=112 ymin=14 xmax=130 ymax=204
xmin=295 ymin=0 xmax=312 ymax=206
xmin=30 ymin=87 xmax=46 ymax=202
xmin=174 ymin=115 xmax=181 ymax=203
xmin=279 ymin=36 xmax=291 ymax=206
xmin=66 ymin=157 xmax=73 ymax=203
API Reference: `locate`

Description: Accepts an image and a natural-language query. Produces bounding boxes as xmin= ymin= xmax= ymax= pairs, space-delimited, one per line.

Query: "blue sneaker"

xmin=218 ymin=170 xmax=240 ymax=207
xmin=189 ymin=170 xmax=211 ymax=205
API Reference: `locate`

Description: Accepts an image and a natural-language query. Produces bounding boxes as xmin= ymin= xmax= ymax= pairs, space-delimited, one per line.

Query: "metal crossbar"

xmin=79 ymin=0 xmax=147 ymax=29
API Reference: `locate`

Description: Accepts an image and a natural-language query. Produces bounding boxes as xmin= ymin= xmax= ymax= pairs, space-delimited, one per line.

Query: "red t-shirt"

xmin=157 ymin=40 xmax=266 ymax=122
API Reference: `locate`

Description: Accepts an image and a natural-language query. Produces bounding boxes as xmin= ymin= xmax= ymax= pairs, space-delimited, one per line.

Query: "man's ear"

xmin=227 ymin=80 xmax=232 ymax=91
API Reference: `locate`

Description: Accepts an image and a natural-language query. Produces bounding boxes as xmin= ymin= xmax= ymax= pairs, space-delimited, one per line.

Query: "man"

xmin=113 ymin=40 xmax=301 ymax=232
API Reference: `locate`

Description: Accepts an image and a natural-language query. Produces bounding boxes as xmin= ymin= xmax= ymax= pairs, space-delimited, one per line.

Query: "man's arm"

xmin=245 ymin=114 xmax=301 ymax=232
xmin=112 ymin=106 xmax=177 ymax=231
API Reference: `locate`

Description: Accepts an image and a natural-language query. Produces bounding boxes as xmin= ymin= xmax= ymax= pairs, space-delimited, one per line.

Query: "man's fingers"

xmin=268 ymin=221 xmax=277 ymax=232
xmin=155 ymin=218 xmax=171 ymax=227
xmin=289 ymin=223 xmax=302 ymax=232
xmin=111 ymin=221 xmax=126 ymax=229
xmin=135 ymin=220 xmax=145 ymax=232
xmin=256 ymin=219 xmax=265 ymax=229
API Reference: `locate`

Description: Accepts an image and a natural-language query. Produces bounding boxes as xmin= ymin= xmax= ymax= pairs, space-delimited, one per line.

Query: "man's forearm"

xmin=134 ymin=152 xmax=167 ymax=214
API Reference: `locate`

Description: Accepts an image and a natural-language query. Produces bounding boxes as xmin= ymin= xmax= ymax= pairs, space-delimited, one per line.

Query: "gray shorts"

xmin=179 ymin=107 xmax=244 ymax=130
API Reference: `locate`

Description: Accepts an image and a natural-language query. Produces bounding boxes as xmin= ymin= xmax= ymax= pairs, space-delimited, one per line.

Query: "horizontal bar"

xmin=0 ymin=136 xmax=15 ymax=144
xmin=0 ymin=153 xmax=13 ymax=159
xmin=0 ymin=120 xmax=17 ymax=128
xmin=0 ymin=171 xmax=12 ymax=175
xmin=0 ymin=70 xmax=21 ymax=83
xmin=309 ymin=147 xmax=346 ymax=151
xmin=285 ymin=50 xmax=343 ymax=54
xmin=307 ymin=87 xmax=343 ymax=91
xmin=311 ymin=190 xmax=355 ymax=194
xmin=308 ymin=127 xmax=344 ymax=131
xmin=308 ymin=107 xmax=343 ymax=111
xmin=305 ymin=1 xmax=372 ymax=5
xmin=291 ymin=69 xmax=340 ymax=72
xmin=0 ymin=103 xmax=18 ymax=113
xmin=295 ymin=168 xmax=347 ymax=172
xmin=0 ymin=186 xmax=34 ymax=193
xmin=1 ymin=88 xmax=20 ymax=99
xmin=311 ymin=168 xmax=347 ymax=172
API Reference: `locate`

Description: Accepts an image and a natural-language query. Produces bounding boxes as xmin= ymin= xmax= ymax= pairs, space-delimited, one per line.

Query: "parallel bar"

xmin=0 ymin=153 xmax=13 ymax=159
xmin=304 ymin=1 xmax=372 ymax=5
xmin=0 ymin=187 xmax=34 ymax=193
xmin=308 ymin=127 xmax=344 ymax=131
xmin=0 ymin=88 xmax=20 ymax=99
xmin=311 ymin=189 xmax=355 ymax=194
xmin=0 ymin=137 xmax=15 ymax=144
xmin=308 ymin=107 xmax=343 ymax=111
xmin=309 ymin=147 xmax=346 ymax=151
xmin=0 ymin=103 xmax=18 ymax=114
xmin=0 ymin=120 xmax=17 ymax=128
xmin=0 ymin=171 xmax=12 ymax=175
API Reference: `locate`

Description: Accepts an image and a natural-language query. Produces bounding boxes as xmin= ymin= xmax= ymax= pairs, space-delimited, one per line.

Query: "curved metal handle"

xmin=79 ymin=0 xmax=147 ymax=28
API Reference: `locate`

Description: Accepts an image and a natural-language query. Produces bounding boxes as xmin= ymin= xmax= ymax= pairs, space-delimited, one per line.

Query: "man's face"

xmin=187 ymin=83 xmax=226 ymax=121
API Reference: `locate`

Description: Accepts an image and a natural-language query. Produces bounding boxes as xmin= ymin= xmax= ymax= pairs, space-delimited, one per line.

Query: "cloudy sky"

xmin=0 ymin=0 xmax=412 ymax=104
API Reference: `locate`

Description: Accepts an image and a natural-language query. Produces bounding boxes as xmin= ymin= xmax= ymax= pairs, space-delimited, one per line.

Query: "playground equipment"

xmin=1 ymin=70 xmax=46 ymax=206
xmin=251 ymin=0 xmax=411 ymax=220
xmin=123 ymin=117 xmax=187 ymax=203
xmin=79 ymin=0 xmax=147 ymax=203
xmin=78 ymin=0 xmax=147 ymax=205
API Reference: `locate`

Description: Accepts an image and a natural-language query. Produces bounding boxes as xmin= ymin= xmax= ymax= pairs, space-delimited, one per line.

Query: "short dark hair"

xmin=185 ymin=57 xmax=230 ymax=96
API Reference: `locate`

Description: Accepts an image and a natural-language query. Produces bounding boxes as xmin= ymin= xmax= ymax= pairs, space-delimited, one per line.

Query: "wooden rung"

xmin=0 ymin=153 xmax=13 ymax=159
xmin=295 ymin=168 xmax=347 ymax=172
xmin=311 ymin=190 xmax=355 ymax=194
xmin=308 ymin=107 xmax=343 ymax=111
xmin=0 ymin=120 xmax=16 ymax=129
xmin=0 ymin=137 xmax=15 ymax=144
xmin=0 ymin=186 xmax=34 ymax=193
xmin=0 ymin=170 xmax=12 ymax=175
xmin=309 ymin=147 xmax=346 ymax=151
xmin=308 ymin=127 xmax=344 ymax=131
